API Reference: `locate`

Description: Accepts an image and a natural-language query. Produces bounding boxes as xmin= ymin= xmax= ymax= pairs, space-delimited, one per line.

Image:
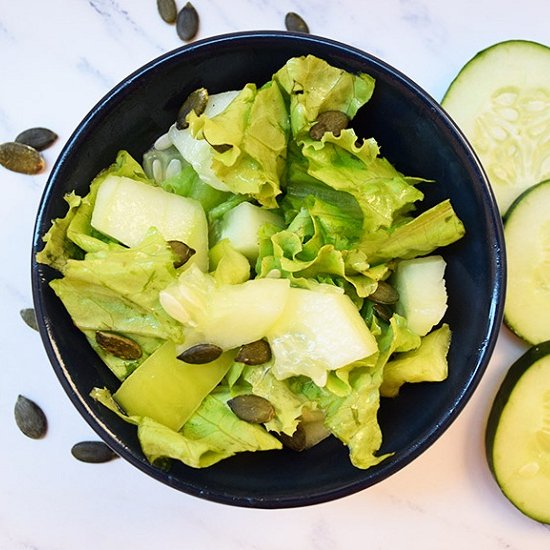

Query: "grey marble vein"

xmin=88 ymin=0 xmax=166 ymax=53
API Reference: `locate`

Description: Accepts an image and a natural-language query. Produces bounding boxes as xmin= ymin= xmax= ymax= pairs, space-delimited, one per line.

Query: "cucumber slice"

xmin=486 ymin=341 xmax=550 ymax=524
xmin=503 ymin=180 xmax=550 ymax=344
xmin=441 ymin=40 xmax=550 ymax=214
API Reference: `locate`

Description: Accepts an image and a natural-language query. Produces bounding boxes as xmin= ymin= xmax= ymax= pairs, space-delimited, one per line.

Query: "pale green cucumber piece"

xmin=218 ymin=201 xmax=283 ymax=261
xmin=267 ymin=286 xmax=378 ymax=387
xmin=486 ymin=341 xmax=550 ymax=524
xmin=91 ymin=175 xmax=208 ymax=270
xmin=503 ymin=180 xmax=550 ymax=344
xmin=393 ymin=255 xmax=448 ymax=336
xmin=159 ymin=265 xmax=291 ymax=350
xmin=114 ymin=340 xmax=233 ymax=431
xmin=441 ymin=40 xmax=550 ymax=214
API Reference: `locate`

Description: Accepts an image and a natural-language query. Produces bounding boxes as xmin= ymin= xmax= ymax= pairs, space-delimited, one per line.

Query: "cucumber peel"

xmin=503 ymin=179 xmax=550 ymax=344
xmin=441 ymin=40 xmax=550 ymax=214
xmin=486 ymin=341 xmax=550 ymax=524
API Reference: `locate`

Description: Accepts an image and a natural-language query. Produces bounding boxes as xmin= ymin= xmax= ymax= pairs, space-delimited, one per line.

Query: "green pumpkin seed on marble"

xmin=285 ymin=12 xmax=310 ymax=33
xmin=14 ymin=395 xmax=47 ymax=439
xmin=176 ymin=2 xmax=199 ymax=42
xmin=71 ymin=441 xmax=118 ymax=463
xmin=227 ymin=395 xmax=275 ymax=424
xmin=157 ymin=0 xmax=177 ymax=23
xmin=178 ymin=343 xmax=223 ymax=364
xmin=15 ymin=127 xmax=58 ymax=151
xmin=309 ymin=111 xmax=349 ymax=141
xmin=368 ymin=281 xmax=399 ymax=305
xmin=168 ymin=240 xmax=195 ymax=268
xmin=0 ymin=142 xmax=44 ymax=174
xmin=176 ymin=87 xmax=208 ymax=130
xmin=20 ymin=308 xmax=38 ymax=331
xmin=95 ymin=331 xmax=142 ymax=360
xmin=235 ymin=340 xmax=272 ymax=365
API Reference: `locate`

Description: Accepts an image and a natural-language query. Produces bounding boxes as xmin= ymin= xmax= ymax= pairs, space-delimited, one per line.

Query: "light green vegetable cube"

xmin=394 ymin=255 xmax=448 ymax=336
xmin=91 ymin=175 xmax=209 ymax=270
xmin=267 ymin=286 xmax=378 ymax=386
xmin=114 ymin=340 xmax=233 ymax=431
xmin=219 ymin=202 xmax=283 ymax=261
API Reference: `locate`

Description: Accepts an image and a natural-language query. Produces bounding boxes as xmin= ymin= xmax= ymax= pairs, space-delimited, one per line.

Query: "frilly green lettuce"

xmin=184 ymin=81 xmax=289 ymax=207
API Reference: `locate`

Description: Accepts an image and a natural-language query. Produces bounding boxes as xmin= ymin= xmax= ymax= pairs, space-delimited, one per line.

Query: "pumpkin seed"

xmin=0 ymin=142 xmax=44 ymax=174
xmin=373 ymin=303 xmax=393 ymax=323
xmin=176 ymin=87 xmax=208 ymax=130
xmin=95 ymin=331 xmax=142 ymax=360
xmin=278 ymin=423 xmax=307 ymax=451
xmin=368 ymin=281 xmax=399 ymax=305
xmin=14 ymin=395 xmax=47 ymax=439
xmin=15 ymin=127 xmax=58 ymax=151
xmin=157 ymin=0 xmax=177 ymax=23
xmin=20 ymin=308 xmax=38 ymax=331
xmin=235 ymin=340 xmax=272 ymax=365
xmin=176 ymin=2 xmax=199 ymax=42
xmin=178 ymin=343 xmax=223 ymax=364
xmin=309 ymin=111 xmax=350 ymax=141
xmin=71 ymin=441 xmax=118 ymax=463
xmin=285 ymin=12 xmax=310 ymax=33
xmin=168 ymin=240 xmax=195 ymax=268
xmin=227 ymin=395 xmax=275 ymax=423
xmin=211 ymin=143 xmax=233 ymax=154
xmin=278 ymin=414 xmax=330 ymax=451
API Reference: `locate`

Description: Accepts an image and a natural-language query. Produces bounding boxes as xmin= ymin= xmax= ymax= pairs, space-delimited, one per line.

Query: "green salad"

xmin=37 ymin=55 xmax=465 ymax=470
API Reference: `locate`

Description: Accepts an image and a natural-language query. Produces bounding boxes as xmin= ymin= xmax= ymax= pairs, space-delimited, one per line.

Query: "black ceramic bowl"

xmin=32 ymin=31 xmax=505 ymax=508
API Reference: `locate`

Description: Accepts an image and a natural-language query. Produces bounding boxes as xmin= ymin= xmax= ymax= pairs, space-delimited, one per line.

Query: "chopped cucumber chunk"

xmin=159 ymin=265 xmax=291 ymax=350
xmin=114 ymin=340 xmax=233 ymax=431
xmin=393 ymin=255 xmax=448 ymax=336
xmin=219 ymin=201 xmax=283 ymax=261
xmin=267 ymin=286 xmax=378 ymax=386
xmin=91 ymin=175 xmax=209 ymax=270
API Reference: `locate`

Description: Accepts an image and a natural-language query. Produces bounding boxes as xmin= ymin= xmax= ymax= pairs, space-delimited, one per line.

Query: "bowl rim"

xmin=31 ymin=30 xmax=505 ymax=508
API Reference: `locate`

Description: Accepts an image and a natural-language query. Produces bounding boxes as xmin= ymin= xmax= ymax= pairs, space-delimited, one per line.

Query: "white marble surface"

xmin=1 ymin=1 xmax=549 ymax=548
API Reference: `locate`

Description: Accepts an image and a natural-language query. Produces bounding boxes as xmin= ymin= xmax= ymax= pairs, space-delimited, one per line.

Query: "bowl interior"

xmin=32 ymin=32 xmax=504 ymax=508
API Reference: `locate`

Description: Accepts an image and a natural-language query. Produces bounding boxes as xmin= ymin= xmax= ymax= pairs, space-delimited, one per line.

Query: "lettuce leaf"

xmin=36 ymin=151 xmax=151 ymax=271
xmin=49 ymin=231 xmax=183 ymax=379
xmin=380 ymin=323 xmax=451 ymax=397
xmin=239 ymin=363 xmax=308 ymax=436
xmin=360 ymin=199 xmax=466 ymax=264
xmin=273 ymin=54 xmax=375 ymax=136
xmin=185 ymin=81 xmax=290 ymax=207
xmin=92 ymin=386 xmax=281 ymax=468
xmin=298 ymin=130 xmax=424 ymax=234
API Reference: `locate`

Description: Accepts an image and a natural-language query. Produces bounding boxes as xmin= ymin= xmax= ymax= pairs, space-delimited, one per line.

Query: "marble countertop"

xmin=1 ymin=1 xmax=549 ymax=548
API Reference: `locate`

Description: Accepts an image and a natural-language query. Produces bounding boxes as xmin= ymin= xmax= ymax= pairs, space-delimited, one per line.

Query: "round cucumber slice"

xmin=486 ymin=341 xmax=550 ymax=524
xmin=441 ymin=40 xmax=550 ymax=214
xmin=503 ymin=180 xmax=550 ymax=344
